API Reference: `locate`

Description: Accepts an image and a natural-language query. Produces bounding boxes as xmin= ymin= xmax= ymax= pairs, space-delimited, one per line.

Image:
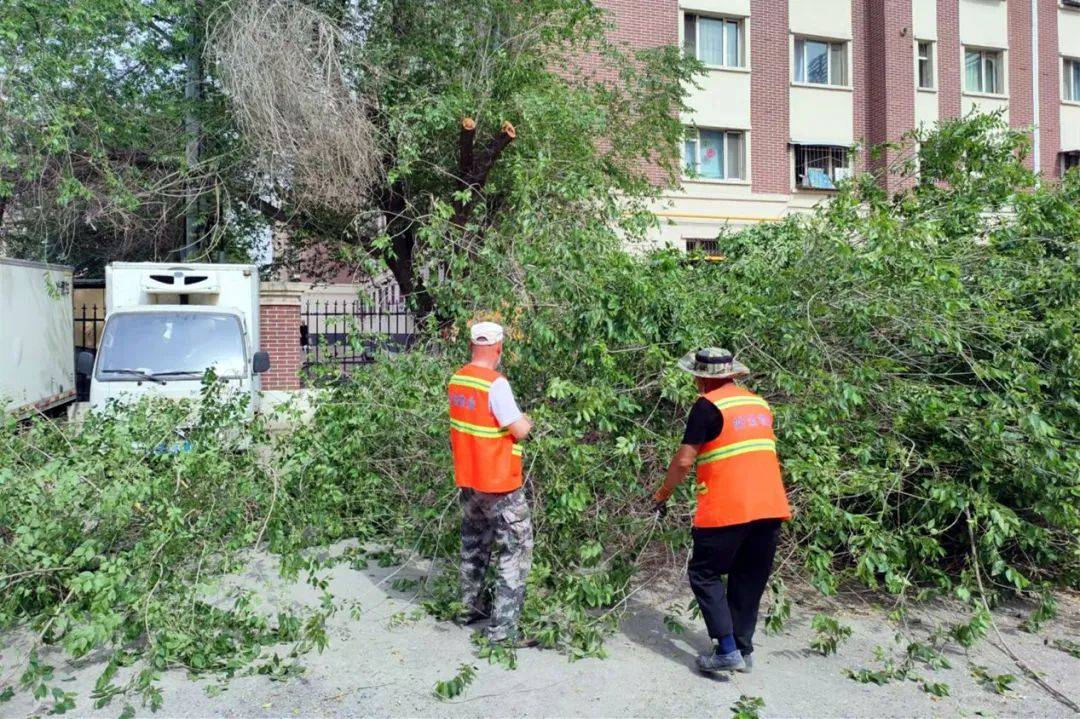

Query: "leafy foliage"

xmin=281 ymin=113 xmax=1079 ymax=659
xmin=0 ymin=383 xmax=333 ymax=712
xmin=970 ymin=663 xmax=1017 ymax=695
xmin=810 ymin=614 xmax=853 ymax=656
xmin=1 ymin=114 xmax=1077 ymax=711
xmin=730 ymin=695 xmax=765 ymax=719
xmin=433 ymin=663 xmax=476 ymax=700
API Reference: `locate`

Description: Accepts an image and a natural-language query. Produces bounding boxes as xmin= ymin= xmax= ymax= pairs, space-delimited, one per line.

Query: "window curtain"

xmin=965 ymin=50 xmax=982 ymax=91
xmin=698 ymin=17 xmax=724 ymax=65
xmin=699 ymin=130 xmax=724 ymax=179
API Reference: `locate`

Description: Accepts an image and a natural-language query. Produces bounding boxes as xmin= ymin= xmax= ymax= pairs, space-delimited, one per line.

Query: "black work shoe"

xmin=454 ymin=610 xmax=488 ymax=626
xmin=696 ymin=649 xmax=746 ymax=673
xmin=486 ymin=633 xmax=539 ymax=649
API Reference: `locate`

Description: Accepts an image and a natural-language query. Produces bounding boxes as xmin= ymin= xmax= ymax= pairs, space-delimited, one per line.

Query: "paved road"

xmin=3 ymin=546 xmax=1077 ymax=718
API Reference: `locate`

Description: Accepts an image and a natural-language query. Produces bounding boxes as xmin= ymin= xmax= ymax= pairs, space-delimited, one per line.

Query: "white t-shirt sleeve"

xmin=488 ymin=377 xmax=524 ymax=428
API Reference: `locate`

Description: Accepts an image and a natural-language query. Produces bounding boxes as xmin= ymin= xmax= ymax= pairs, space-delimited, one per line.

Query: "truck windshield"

xmin=96 ymin=312 xmax=247 ymax=380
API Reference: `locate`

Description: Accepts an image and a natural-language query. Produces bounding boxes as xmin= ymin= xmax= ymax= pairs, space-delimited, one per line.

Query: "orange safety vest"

xmin=448 ymin=364 xmax=523 ymax=493
xmin=693 ymin=383 xmax=792 ymax=528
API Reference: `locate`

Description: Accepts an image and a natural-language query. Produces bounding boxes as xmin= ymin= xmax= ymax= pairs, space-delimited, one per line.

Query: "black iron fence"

xmin=74 ymin=303 xmax=105 ymax=352
xmin=300 ymin=299 xmax=416 ymax=377
xmin=74 ymin=303 xmax=106 ymax=400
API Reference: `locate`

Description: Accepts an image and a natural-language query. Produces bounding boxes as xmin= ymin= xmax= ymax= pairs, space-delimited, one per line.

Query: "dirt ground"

xmin=2 ymin=542 xmax=1078 ymax=718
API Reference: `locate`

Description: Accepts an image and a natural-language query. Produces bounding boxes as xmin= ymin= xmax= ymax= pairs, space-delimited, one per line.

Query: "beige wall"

xmin=680 ymin=0 xmax=750 ymax=16
xmin=1061 ymin=104 xmax=1080 ymax=152
xmin=789 ymin=0 xmax=852 ymax=39
xmin=958 ymin=0 xmax=1008 ymax=48
xmin=963 ymin=93 xmax=1010 ymax=120
xmin=1058 ymin=7 xmax=1080 ymax=58
xmin=1060 ymin=7 xmax=1080 ymax=153
xmin=912 ymin=0 xmax=938 ymax=40
xmin=916 ymin=87 xmax=940 ymax=128
xmin=683 ymin=70 xmax=753 ymax=129
xmin=790 ymin=86 xmax=855 ymax=144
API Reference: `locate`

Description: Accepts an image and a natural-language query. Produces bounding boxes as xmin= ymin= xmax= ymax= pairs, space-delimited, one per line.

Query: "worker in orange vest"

xmin=652 ymin=348 xmax=791 ymax=674
xmin=448 ymin=321 xmax=536 ymax=646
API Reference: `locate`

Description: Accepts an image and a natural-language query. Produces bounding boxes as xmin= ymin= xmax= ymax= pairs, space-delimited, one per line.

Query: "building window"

xmin=1064 ymin=58 xmax=1080 ymax=102
xmin=683 ymin=14 xmax=744 ymax=68
xmin=917 ymin=41 xmax=935 ymax=89
xmin=794 ymin=37 xmax=848 ymax=86
xmin=964 ymin=48 xmax=1004 ymax=94
xmin=794 ymin=145 xmax=851 ymax=190
xmin=685 ymin=238 xmax=721 ymax=254
xmin=684 ymin=129 xmax=746 ymax=180
xmin=1062 ymin=151 xmax=1080 ymax=174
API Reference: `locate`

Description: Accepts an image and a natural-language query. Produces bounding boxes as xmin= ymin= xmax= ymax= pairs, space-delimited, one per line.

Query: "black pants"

xmin=688 ymin=518 xmax=781 ymax=656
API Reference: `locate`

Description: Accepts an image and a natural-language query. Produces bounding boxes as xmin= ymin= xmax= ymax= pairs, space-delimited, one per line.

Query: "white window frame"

xmin=683 ymin=128 xmax=747 ymax=181
xmin=963 ymin=47 xmax=1005 ymax=95
xmin=1063 ymin=57 xmax=1080 ymax=103
xmin=793 ymin=36 xmax=849 ymax=87
xmin=917 ymin=40 xmax=936 ymax=90
xmin=683 ymin=13 xmax=745 ymax=69
xmin=793 ymin=145 xmax=851 ymax=191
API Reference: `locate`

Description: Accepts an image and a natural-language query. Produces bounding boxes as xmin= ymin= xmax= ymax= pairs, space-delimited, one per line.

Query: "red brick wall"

xmin=937 ymin=0 xmax=962 ymax=118
xmin=861 ymin=0 xmax=916 ymax=189
xmin=1037 ymin=0 xmax=1061 ymax=178
xmin=259 ymin=304 xmax=302 ymax=390
xmin=1009 ymin=0 xmax=1036 ymax=169
xmin=750 ymin=0 xmax=790 ymax=194
xmin=853 ymin=0 xmax=871 ymax=174
xmin=588 ymin=1 xmax=679 ymax=185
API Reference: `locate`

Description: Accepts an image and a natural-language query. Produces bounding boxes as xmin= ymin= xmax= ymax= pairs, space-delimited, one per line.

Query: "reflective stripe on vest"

xmin=450 ymin=417 xmax=510 ymax=438
xmin=693 ymin=384 xmax=791 ymax=528
xmin=448 ymin=363 xmax=523 ymax=493
xmin=698 ymin=438 xmax=777 ymax=465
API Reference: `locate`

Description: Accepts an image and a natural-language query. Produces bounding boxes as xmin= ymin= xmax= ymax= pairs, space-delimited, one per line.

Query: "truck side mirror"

xmin=77 ymin=351 xmax=95 ymax=377
xmin=252 ymin=351 xmax=271 ymax=374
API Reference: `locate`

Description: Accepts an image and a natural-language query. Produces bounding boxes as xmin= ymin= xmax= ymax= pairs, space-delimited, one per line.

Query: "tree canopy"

xmin=1 ymin=0 xmax=696 ymax=294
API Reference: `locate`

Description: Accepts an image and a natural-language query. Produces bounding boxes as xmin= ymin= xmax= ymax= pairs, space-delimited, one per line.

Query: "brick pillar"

xmin=1008 ymin=0 xmax=1035 ymax=169
xmin=937 ymin=0 xmax=962 ymax=119
xmin=750 ymin=0 xmax=790 ymax=194
xmin=860 ymin=0 xmax=915 ymax=191
xmin=853 ymin=0 xmax=870 ymax=175
xmin=1037 ymin=0 xmax=1061 ymax=179
xmin=258 ymin=282 xmax=304 ymax=391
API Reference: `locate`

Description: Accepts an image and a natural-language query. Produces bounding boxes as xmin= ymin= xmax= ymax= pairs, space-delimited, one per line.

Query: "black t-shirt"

xmin=681 ymin=396 xmax=724 ymax=446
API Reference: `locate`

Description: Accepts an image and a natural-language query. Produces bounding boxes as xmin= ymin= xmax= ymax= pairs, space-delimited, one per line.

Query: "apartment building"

xmin=596 ymin=0 xmax=1080 ymax=248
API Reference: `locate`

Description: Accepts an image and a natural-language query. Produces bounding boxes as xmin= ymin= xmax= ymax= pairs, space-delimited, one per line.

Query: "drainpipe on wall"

xmin=1031 ymin=0 xmax=1040 ymax=176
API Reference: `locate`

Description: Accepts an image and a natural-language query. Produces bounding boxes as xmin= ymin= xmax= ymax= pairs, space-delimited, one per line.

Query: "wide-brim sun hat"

xmin=677 ymin=347 xmax=749 ymax=379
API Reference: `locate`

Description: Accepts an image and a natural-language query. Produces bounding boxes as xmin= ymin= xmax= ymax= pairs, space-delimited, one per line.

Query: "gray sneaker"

xmin=696 ymin=649 xmax=746 ymax=673
xmin=736 ymin=653 xmax=753 ymax=673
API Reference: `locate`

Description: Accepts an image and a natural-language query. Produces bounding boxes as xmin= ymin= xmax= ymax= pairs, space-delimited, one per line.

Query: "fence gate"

xmin=73 ymin=303 xmax=106 ymax=400
xmin=300 ymin=298 xmax=416 ymax=378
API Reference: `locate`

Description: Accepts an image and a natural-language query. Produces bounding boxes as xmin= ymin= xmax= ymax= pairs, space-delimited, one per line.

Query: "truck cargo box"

xmin=1 ymin=258 xmax=77 ymax=417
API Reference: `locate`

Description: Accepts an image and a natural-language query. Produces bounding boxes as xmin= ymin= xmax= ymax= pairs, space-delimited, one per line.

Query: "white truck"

xmin=1 ymin=258 xmax=77 ymax=418
xmin=81 ymin=263 xmax=270 ymax=412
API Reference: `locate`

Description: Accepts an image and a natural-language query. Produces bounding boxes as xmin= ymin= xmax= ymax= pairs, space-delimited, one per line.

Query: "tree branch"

xmin=459 ymin=117 xmax=476 ymax=179
xmin=452 ymin=119 xmax=516 ymax=228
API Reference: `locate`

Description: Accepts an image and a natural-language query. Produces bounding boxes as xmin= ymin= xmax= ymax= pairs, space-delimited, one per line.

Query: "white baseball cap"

xmin=470 ymin=321 xmax=504 ymax=345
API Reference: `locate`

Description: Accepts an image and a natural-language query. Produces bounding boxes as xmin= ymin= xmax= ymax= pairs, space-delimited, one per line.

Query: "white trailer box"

xmin=87 ymin=263 xmax=269 ymax=411
xmin=1 ymin=258 xmax=77 ymax=417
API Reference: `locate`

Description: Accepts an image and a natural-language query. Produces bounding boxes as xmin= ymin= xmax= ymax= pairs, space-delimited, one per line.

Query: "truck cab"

xmin=85 ymin=263 xmax=270 ymax=412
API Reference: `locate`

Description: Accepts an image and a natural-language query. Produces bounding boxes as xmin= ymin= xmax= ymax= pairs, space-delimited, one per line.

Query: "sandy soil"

xmin=2 ymin=543 xmax=1078 ymax=718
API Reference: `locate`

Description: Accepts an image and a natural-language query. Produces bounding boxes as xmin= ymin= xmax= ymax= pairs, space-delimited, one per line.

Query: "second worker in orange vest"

xmin=448 ymin=321 xmax=536 ymax=646
xmin=652 ymin=348 xmax=791 ymax=675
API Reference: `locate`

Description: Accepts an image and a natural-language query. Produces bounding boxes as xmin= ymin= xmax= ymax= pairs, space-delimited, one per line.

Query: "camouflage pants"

xmin=459 ymin=487 xmax=533 ymax=642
